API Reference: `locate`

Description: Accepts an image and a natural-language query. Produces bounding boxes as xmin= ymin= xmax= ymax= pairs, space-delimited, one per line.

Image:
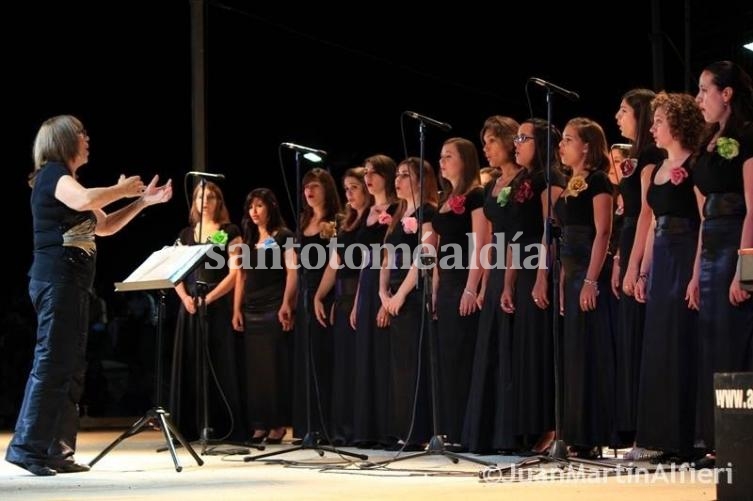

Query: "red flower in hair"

xmin=514 ymin=179 xmax=533 ymax=203
xmin=447 ymin=195 xmax=466 ymax=215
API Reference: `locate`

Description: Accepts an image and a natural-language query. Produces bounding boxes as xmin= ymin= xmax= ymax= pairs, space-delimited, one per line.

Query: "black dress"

xmin=693 ymin=124 xmax=753 ymax=450
xmin=462 ymin=175 xmax=517 ymax=452
xmin=241 ymin=228 xmax=295 ymax=434
xmin=555 ymin=170 xmax=615 ymax=449
xmin=352 ymin=204 xmax=397 ymax=445
xmin=432 ymin=187 xmax=484 ymax=444
xmin=510 ymin=169 xmax=562 ymax=446
xmin=614 ymin=144 xmax=665 ymax=443
xmin=169 ymin=223 xmax=245 ymax=442
xmin=292 ymin=232 xmax=334 ymax=439
xmin=385 ymin=205 xmax=435 ymax=446
xmin=329 ymin=216 xmax=365 ymax=445
xmin=635 ymin=158 xmax=699 ymax=456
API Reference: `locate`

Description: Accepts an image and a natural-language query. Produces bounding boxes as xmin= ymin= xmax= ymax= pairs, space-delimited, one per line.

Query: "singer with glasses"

xmin=6 ymin=115 xmax=172 ymax=476
xmin=169 ymin=182 xmax=245 ymax=443
xmin=500 ymin=118 xmax=564 ymax=454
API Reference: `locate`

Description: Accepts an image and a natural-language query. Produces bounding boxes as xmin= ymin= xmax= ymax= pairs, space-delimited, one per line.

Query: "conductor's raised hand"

xmin=141 ymin=175 xmax=173 ymax=206
xmin=118 ymin=174 xmax=145 ymax=197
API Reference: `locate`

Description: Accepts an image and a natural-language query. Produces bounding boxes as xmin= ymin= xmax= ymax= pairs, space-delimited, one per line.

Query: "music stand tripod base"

xmin=88 ymin=406 xmax=204 ymax=472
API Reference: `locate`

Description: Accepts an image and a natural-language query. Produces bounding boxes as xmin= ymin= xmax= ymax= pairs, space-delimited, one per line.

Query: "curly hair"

xmin=651 ymin=92 xmax=706 ymax=152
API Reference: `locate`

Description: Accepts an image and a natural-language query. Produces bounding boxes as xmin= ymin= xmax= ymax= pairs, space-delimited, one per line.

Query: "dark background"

xmin=1 ymin=1 xmax=751 ymax=422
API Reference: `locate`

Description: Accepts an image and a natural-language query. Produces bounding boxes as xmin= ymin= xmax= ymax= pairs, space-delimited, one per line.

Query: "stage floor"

xmin=0 ymin=429 xmax=715 ymax=500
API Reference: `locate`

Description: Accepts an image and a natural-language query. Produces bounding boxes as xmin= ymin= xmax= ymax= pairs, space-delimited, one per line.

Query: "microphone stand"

xmin=480 ymin=88 xmax=621 ymax=480
xmin=244 ymin=150 xmax=367 ymax=463
xmin=363 ymin=119 xmax=493 ymax=469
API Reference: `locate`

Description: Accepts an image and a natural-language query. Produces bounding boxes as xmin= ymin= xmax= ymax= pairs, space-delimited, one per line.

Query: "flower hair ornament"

xmin=716 ymin=137 xmax=739 ymax=160
xmin=563 ymin=175 xmax=588 ymax=199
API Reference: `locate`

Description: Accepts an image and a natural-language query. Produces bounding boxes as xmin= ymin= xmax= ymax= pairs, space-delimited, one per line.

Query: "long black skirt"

xmin=697 ymin=217 xmax=753 ymax=450
xmin=560 ymin=226 xmax=615 ymax=449
xmin=435 ymin=269 xmax=479 ymax=444
xmin=170 ymin=293 xmax=245 ymax=442
xmin=512 ymin=265 xmax=555 ymax=445
xmin=613 ymin=217 xmax=645 ymax=443
xmin=388 ymin=286 xmax=431 ymax=445
xmin=329 ymin=275 xmax=358 ymax=444
xmin=635 ymin=217 xmax=698 ymax=455
xmin=352 ymin=266 xmax=391 ymax=444
xmin=291 ymin=271 xmax=333 ymax=438
xmin=462 ymin=266 xmax=515 ymax=452
xmin=242 ymin=285 xmax=290 ymax=432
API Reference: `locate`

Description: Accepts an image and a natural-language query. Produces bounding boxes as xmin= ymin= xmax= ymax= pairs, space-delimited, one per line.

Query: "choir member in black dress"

xmin=634 ymin=92 xmax=705 ymax=462
xmin=351 ymin=154 xmax=397 ymax=447
xmin=381 ymin=157 xmax=438 ymax=450
xmin=232 ymin=188 xmax=297 ymax=444
xmin=432 ymin=137 xmax=485 ymax=448
xmin=555 ymin=118 xmax=614 ymax=458
xmin=291 ymin=168 xmax=341 ymax=441
xmin=170 ymin=181 xmax=245 ymax=442
xmin=462 ymin=116 xmax=521 ymax=453
xmin=313 ymin=167 xmax=371 ymax=445
xmin=612 ymin=89 xmax=666 ymax=456
xmin=692 ymin=61 xmax=753 ymax=456
xmin=501 ymin=118 xmax=565 ymax=453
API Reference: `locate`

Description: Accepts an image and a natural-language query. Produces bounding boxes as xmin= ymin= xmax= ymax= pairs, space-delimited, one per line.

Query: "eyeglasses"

xmin=513 ymin=134 xmax=535 ymax=145
xmin=77 ymin=128 xmax=88 ymax=138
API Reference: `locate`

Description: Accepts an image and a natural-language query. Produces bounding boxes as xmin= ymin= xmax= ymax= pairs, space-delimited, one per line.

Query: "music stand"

xmin=87 ymin=244 xmax=213 ymax=472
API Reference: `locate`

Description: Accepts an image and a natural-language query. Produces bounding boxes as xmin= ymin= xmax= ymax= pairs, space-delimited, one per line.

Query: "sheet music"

xmin=115 ymin=244 xmax=213 ymax=291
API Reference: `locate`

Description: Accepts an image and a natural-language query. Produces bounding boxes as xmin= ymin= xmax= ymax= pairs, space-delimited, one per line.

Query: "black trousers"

xmin=5 ymin=279 xmax=89 ymax=468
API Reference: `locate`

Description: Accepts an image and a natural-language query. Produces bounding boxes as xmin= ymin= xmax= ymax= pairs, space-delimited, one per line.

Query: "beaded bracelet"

xmin=463 ymin=288 xmax=476 ymax=298
xmin=583 ymin=278 xmax=598 ymax=287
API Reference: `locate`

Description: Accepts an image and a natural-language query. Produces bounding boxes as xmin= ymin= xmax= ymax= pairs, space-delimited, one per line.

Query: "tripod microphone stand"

xmin=480 ymin=83 xmax=621 ymax=479
xmin=364 ymin=114 xmax=494 ymax=469
xmin=244 ymin=146 xmax=367 ymax=463
xmin=188 ymin=281 xmax=262 ymax=456
xmin=89 ymin=289 xmax=204 ymax=472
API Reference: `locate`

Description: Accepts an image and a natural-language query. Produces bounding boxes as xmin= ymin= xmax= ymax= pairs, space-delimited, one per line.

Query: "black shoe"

xmin=265 ymin=430 xmax=287 ymax=445
xmin=250 ymin=431 xmax=269 ymax=444
xmin=55 ymin=462 xmax=91 ymax=473
xmin=11 ymin=462 xmax=57 ymax=476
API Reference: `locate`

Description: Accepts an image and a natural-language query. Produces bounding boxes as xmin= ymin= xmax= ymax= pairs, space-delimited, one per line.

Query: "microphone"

xmin=528 ymin=77 xmax=580 ymax=102
xmin=187 ymin=171 xmax=226 ymax=180
xmin=281 ymin=142 xmax=328 ymax=157
xmin=403 ymin=111 xmax=452 ymax=132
